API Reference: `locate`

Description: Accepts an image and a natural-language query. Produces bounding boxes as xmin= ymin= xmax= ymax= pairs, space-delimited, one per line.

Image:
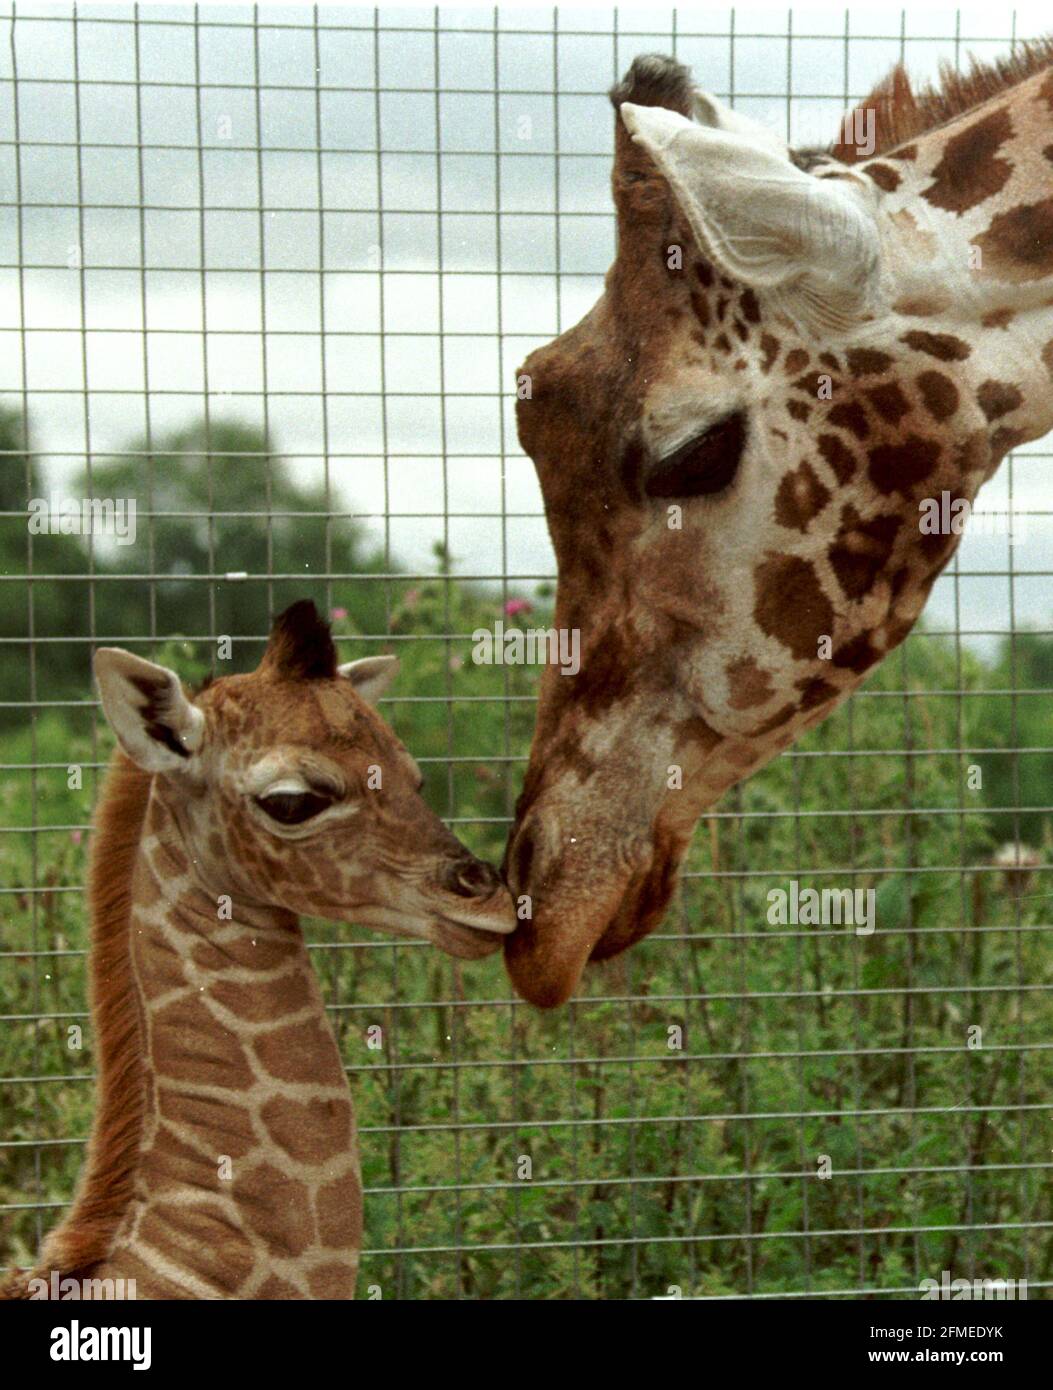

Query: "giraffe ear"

xmin=620 ymin=102 xmax=880 ymax=334
xmin=338 ymin=655 xmax=399 ymax=705
xmin=690 ymin=90 xmax=790 ymax=160
xmin=94 ymin=648 xmax=205 ymax=774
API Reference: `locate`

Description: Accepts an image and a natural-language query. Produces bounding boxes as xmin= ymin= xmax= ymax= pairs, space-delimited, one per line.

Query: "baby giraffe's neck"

xmin=97 ymin=780 xmax=361 ymax=1300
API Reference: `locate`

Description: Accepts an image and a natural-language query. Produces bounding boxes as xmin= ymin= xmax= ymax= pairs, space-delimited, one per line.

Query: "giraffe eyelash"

xmin=644 ymin=411 xmax=747 ymax=499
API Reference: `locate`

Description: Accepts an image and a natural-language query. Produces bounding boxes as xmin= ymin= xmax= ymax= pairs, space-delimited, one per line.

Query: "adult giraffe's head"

xmin=503 ymin=46 xmax=1053 ymax=1007
xmin=95 ymin=600 xmax=515 ymax=956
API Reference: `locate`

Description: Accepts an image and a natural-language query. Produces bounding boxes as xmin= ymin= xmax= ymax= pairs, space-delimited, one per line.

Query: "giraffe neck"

xmin=102 ymin=781 xmax=361 ymax=1300
xmin=868 ymin=64 xmax=1053 ymax=443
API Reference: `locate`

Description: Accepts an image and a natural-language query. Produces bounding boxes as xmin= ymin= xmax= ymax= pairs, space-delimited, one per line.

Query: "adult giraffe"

xmin=2 ymin=601 xmax=514 ymax=1299
xmin=503 ymin=44 xmax=1053 ymax=1007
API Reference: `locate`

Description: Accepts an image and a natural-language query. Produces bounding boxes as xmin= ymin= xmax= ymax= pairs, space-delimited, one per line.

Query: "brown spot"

xmin=236 ymin=1162 xmax=315 ymax=1258
xmin=921 ymin=107 xmax=1013 ymax=214
xmin=694 ymin=259 xmax=715 ymax=287
xmin=831 ymin=632 xmax=881 ymax=674
xmin=862 ymin=161 xmax=901 ymax=191
xmin=981 ymin=306 xmax=1015 ymax=329
xmin=971 ymin=198 xmax=1053 ymax=282
xmin=740 ymin=288 xmax=761 ymax=323
xmin=865 ymin=381 xmax=910 ymax=424
xmin=916 ymin=370 xmax=959 ymax=422
xmin=138 ymin=1202 xmax=256 ymax=1293
xmin=796 ymin=676 xmax=838 ymax=711
xmin=867 ymin=435 xmax=942 ymax=495
xmin=316 ymin=1174 xmax=363 ymax=1248
xmin=774 ymin=459 xmax=831 ymax=532
xmin=900 ymin=329 xmax=971 ymax=362
xmin=151 ymin=995 xmax=256 ymax=1090
xmin=673 ymin=714 xmax=724 ymax=755
xmin=1043 ymin=340 xmax=1053 ymax=377
xmin=257 ymin=1274 xmax=303 ymax=1299
xmin=787 ymin=399 xmax=811 ymax=422
xmin=753 ymin=554 xmax=834 ymax=661
xmin=156 ymin=1088 xmax=257 ymax=1160
xmin=725 ymin=656 xmax=775 ymax=711
xmin=260 ymin=1096 xmax=354 ymax=1165
xmin=714 ymin=332 xmax=732 ymax=353
xmin=955 ymin=427 xmax=993 ymax=480
xmin=784 ymin=348 xmax=810 ymax=374
xmin=308 ymin=1261 xmax=358 ymax=1299
xmin=892 ymin=295 xmax=949 ymax=316
xmin=977 ymin=379 xmax=1023 ymax=421
xmin=990 ymin=426 xmax=1028 ymax=460
xmin=818 ymin=352 xmax=842 ymax=373
xmin=827 ymin=401 xmax=870 ymax=441
xmin=141 ymin=1122 xmax=213 ymax=1189
xmin=753 ymin=702 xmax=797 ymax=735
xmin=793 ymin=371 xmax=827 ymax=396
xmin=689 ymin=288 xmax=711 ymax=328
xmin=253 ymin=1017 xmax=347 ymax=1087
xmin=209 ymin=971 xmax=313 ymax=1023
xmin=829 ymin=506 xmax=902 ymax=601
xmin=817 ymin=433 xmax=858 ymax=484
xmin=759 ymin=333 xmax=780 ymax=373
xmin=846 ymin=348 xmax=893 ymax=377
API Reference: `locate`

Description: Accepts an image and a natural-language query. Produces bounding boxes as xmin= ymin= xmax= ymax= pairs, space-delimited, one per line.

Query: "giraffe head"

xmin=95 ymin=601 xmax=515 ymax=956
xmin=503 ymin=48 xmax=1053 ymax=1006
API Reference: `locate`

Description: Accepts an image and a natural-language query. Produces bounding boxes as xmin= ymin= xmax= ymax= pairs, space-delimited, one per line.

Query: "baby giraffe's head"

xmin=93 ymin=600 xmax=516 ymax=957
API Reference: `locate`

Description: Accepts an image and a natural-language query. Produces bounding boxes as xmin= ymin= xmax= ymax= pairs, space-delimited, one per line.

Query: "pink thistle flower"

xmin=330 ymin=607 xmax=348 ymax=622
xmin=70 ymin=830 xmax=83 ymax=846
xmin=504 ymin=597 xmax=533 ymax=618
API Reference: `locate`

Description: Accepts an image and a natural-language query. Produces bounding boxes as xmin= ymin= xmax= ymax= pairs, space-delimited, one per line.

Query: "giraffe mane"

xmin=831 ymin=35 xmax=1053 ymax=162
xmin=1 ymin=751 xmax=150 ymax=1299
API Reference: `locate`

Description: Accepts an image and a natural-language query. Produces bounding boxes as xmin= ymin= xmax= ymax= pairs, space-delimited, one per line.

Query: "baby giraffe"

xmin=2 ymin=601 xmax=514 ymax=1300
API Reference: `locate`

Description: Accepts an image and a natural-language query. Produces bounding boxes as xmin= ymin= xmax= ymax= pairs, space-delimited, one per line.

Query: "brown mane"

xmin=1 ymin=751 xmax=150 ymax=1298
xmin=831 ymin=36 xmax=1053 ymax=162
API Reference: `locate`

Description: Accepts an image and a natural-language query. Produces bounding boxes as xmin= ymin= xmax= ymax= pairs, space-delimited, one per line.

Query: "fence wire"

xmin=1 ymin=3 xmax=1052 ymax=1300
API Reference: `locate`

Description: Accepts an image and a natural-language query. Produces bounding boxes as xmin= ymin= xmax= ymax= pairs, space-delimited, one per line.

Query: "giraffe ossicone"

xmin=2 ymin=600 xmax=514 ymax=1301
xmin=502 ymin=44 xmax=1053 ymax=1008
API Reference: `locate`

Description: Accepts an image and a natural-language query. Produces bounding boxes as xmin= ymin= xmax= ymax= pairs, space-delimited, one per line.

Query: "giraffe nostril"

xmin=445 ymin=857 xmax=500 ymax=899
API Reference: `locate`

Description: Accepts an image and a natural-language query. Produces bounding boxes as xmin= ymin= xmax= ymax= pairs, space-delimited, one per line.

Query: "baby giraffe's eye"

xmin=255 ymin=789 xmax=334 ymax=825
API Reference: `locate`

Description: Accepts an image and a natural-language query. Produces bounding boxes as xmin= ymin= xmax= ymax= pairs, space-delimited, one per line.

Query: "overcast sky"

xmin=1 ymin=1 xmax=1051 ymax=654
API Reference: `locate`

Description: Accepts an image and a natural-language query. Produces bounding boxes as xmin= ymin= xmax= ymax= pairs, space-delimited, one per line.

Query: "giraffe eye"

xmin=255 ymin=789 xmax=334 ymax=825
xmin=645 ymin=411 xmax=746 ymax=498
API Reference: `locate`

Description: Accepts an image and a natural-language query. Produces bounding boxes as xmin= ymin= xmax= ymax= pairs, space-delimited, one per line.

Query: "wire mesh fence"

xmin=1 ymin=3 xmax=1052 ymax=1299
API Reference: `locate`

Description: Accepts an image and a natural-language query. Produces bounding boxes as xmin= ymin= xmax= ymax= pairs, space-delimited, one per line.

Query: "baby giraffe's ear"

xmin=94 ymin=648 xmax=205 ymax=774
xmin=338 ymin=655 xmax=399 ymax=706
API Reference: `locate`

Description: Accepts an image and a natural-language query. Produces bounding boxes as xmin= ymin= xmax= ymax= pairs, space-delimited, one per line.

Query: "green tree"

xmin=75 ymin=419 xmax=390 ymax=673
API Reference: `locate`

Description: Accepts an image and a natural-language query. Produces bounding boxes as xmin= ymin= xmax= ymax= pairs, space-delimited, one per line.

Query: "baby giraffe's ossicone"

xmin=1 ymin=600 xmax=514 ymax=1301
